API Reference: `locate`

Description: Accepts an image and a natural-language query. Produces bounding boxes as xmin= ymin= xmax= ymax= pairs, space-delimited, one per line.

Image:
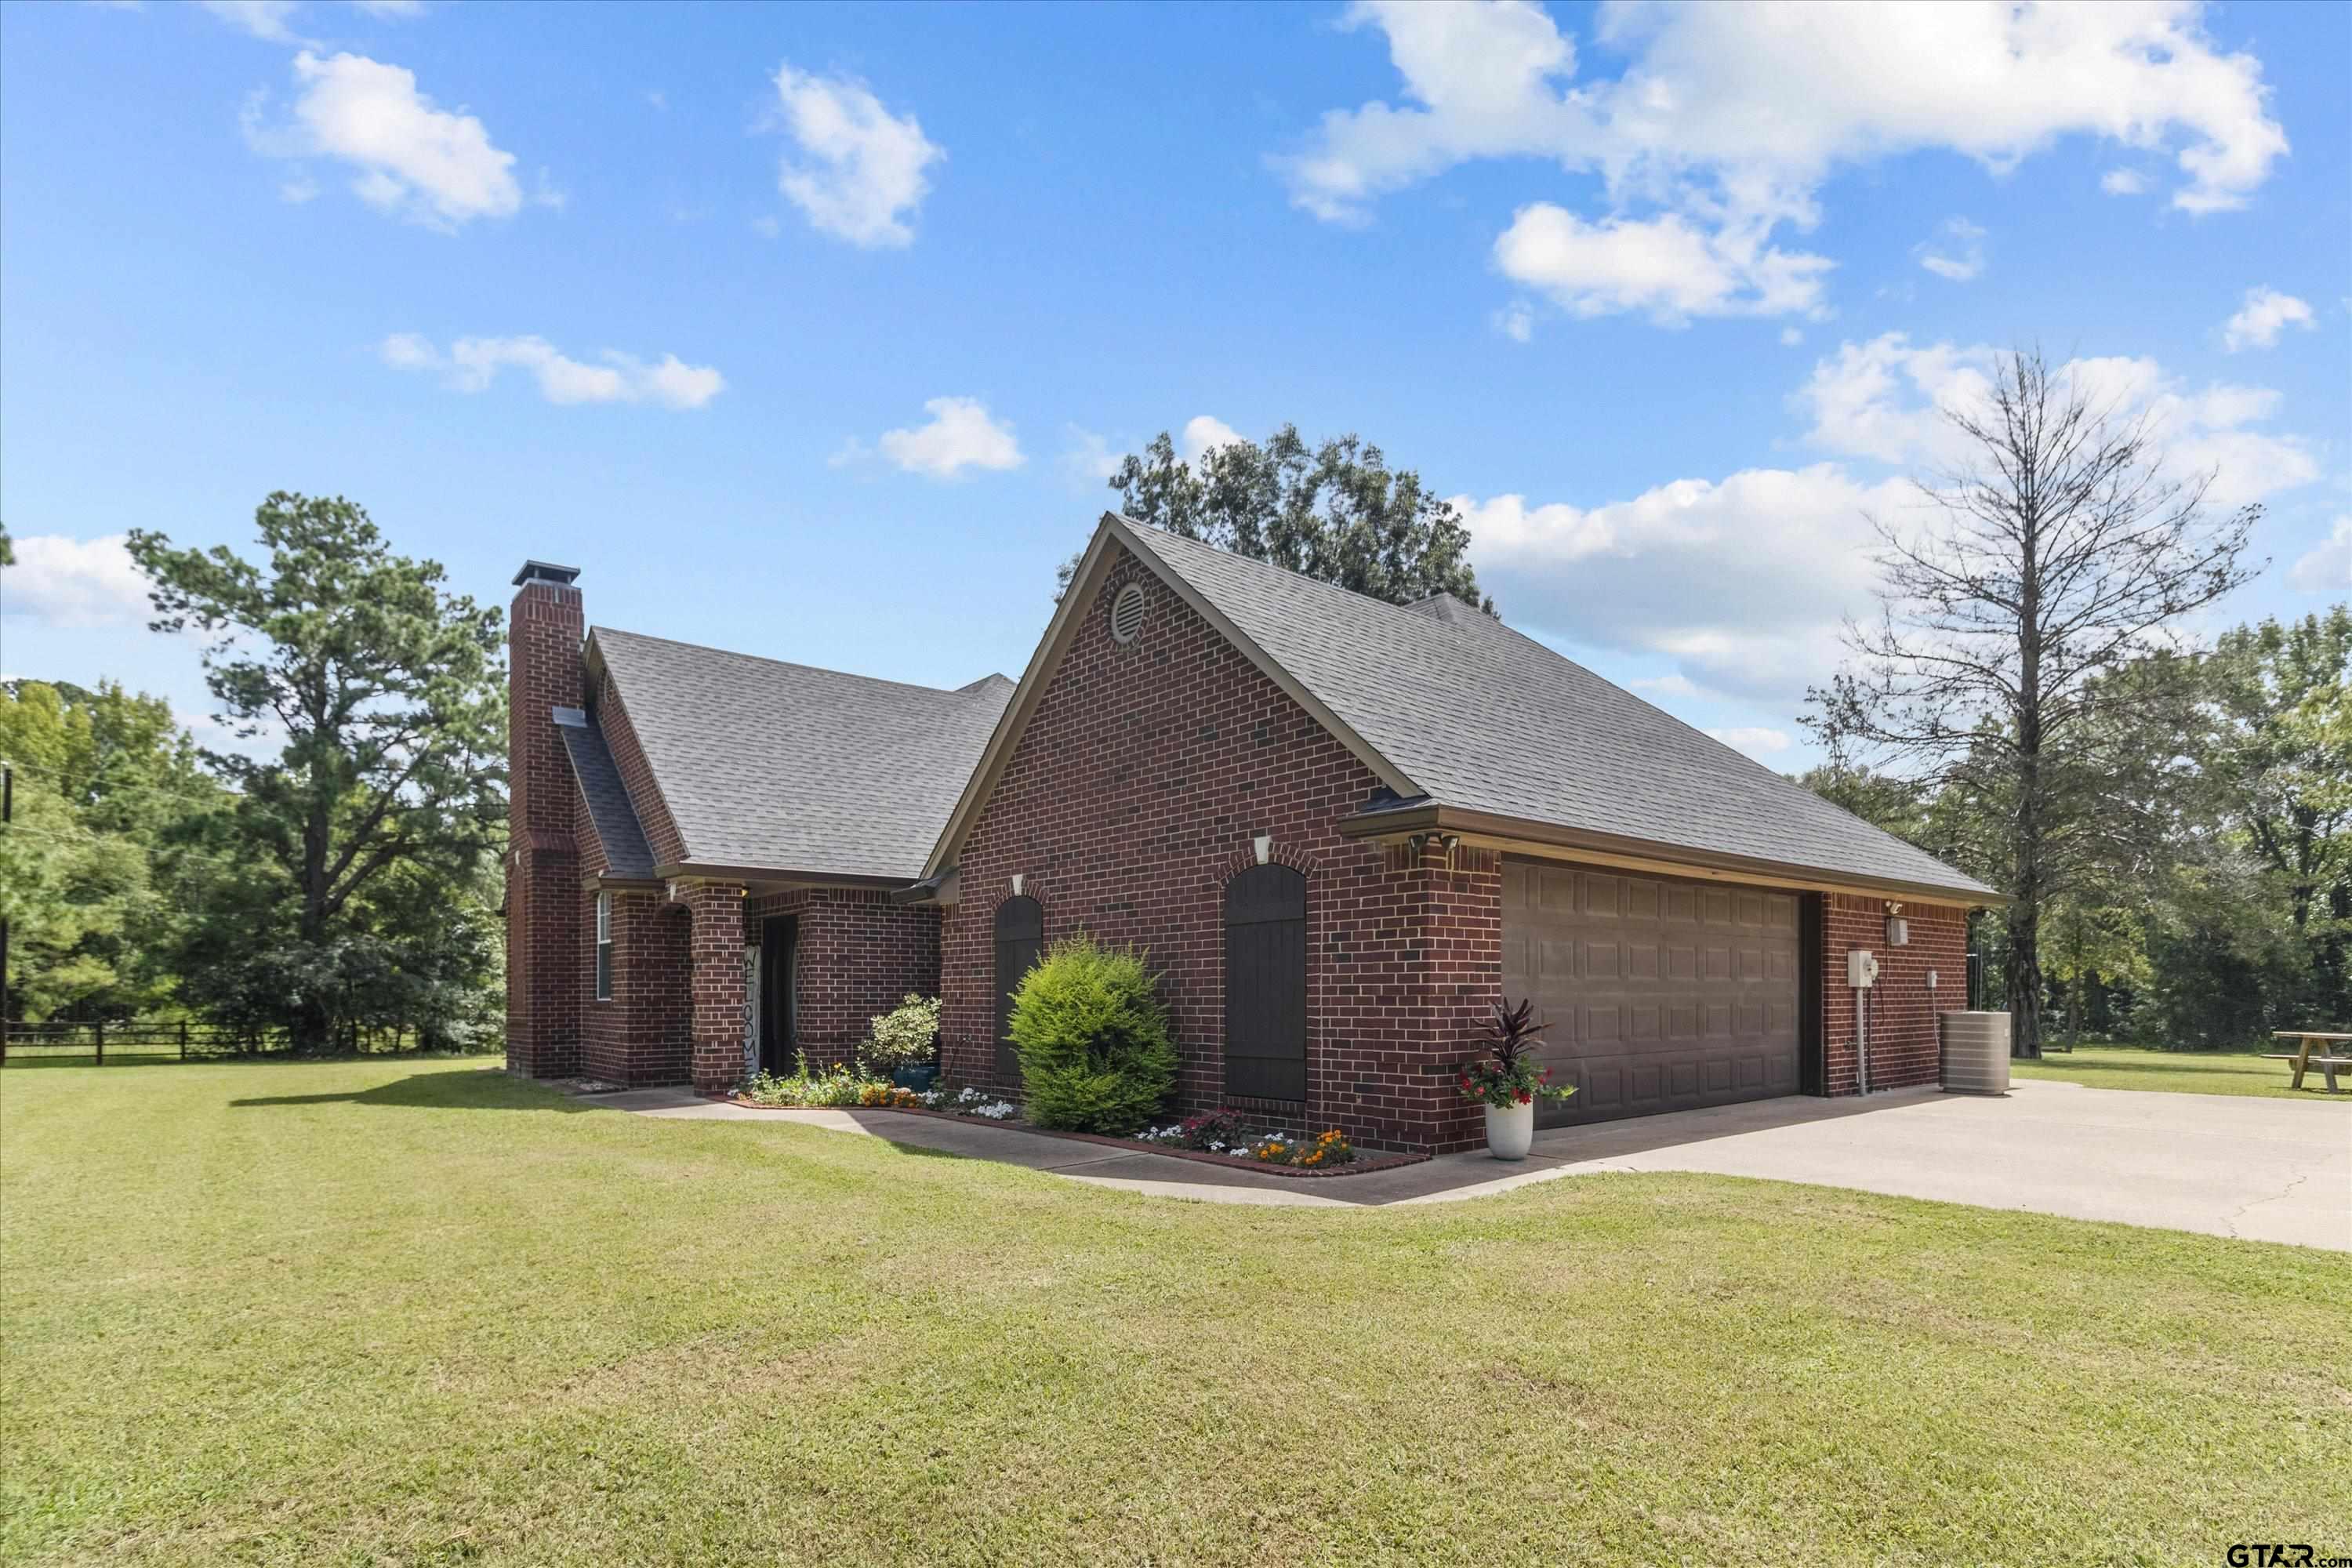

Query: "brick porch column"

xmin=684 ymin=881 xmax=748 ymax=1092
xmin=1395 ymin=840 xmax=1503 ymax=1152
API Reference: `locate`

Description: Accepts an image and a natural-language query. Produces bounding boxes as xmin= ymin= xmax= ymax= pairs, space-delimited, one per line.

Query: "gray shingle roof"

xmin=1117 ymin=521 xmax=1997 ymax=901
xmin=590 ymin=628 xmax=1013 ymax=882
xmin=554 ymin=708 xmax=655 ymax=879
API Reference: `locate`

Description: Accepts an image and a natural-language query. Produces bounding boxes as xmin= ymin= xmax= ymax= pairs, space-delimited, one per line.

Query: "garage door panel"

xmin=1507 ymin=858 xmax=1801 ymax=1127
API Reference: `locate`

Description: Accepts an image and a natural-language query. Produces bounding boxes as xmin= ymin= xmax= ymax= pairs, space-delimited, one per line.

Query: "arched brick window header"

xmin=1215 ymin=840 xmax=1319 ymax=884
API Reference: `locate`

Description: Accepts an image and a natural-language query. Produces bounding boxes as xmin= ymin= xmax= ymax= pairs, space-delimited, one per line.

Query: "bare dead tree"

xmin=1807 ymin=348 xmax=2260 ymax=1058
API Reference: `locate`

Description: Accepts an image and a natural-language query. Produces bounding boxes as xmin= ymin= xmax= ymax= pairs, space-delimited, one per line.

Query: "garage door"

xmin=1501 ymin=858 xmax=1800 ymax=1127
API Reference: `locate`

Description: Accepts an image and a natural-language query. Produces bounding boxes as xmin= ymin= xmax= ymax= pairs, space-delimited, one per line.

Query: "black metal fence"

xmin=0 ymin=1020 xmax=447 ymax=1065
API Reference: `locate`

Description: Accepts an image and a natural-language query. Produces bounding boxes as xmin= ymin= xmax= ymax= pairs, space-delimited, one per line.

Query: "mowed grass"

xmin=2014 ymin=1041 xmax=2352 ymax=1101
xmin=3 ymin=1061 xmax=2345 ymax=1566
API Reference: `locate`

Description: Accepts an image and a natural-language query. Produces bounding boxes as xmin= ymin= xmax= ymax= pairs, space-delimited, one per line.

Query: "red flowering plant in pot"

xmin=1456 ymin=999 xmax=1573 ymax=1160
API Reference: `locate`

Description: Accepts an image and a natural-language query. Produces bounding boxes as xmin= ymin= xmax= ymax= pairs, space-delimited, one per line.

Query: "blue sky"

xmin=3 ymin=0 xmax=2346 ymax=768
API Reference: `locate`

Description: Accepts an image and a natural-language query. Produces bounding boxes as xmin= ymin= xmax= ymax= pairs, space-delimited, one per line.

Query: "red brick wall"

xmin=1823 ymin=895 xmax=1969 ymax=1094
xmin=938 ymin=549 xmax=1499 ymax=1152
xmin=684 ymin=882 xmax=746 ymax=1092
xmin=746 ymin=887 xmax=942 ymax=1061
xmin=583 ymin=886 xmax=691 ymax=1085
xmin=505 ymin=578 xmax=584 ymax=1077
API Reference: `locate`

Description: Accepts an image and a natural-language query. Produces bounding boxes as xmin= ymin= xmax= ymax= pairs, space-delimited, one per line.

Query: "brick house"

xmin=506 ymin=515 xmax=2002 ymax=1152
xmin=503 ymin=561 xmax=1012 ymax=1090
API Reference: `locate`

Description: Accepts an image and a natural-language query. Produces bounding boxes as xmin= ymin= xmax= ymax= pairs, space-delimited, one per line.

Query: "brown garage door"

xmin=1501 ymin=858 xmax=1800 ymax=1127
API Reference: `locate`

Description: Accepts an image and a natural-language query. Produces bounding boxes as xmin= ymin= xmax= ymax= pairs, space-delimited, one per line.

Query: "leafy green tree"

xmin=2201 ymin=608 xmax=2352 ymax=1025
xmin=0 ymin=681 xmax=213 ymax=1019
xmin=1081 ymin=424 xmax=1494 ymax=613
xmin=128 ymin=494 xmax=506 ymax=1051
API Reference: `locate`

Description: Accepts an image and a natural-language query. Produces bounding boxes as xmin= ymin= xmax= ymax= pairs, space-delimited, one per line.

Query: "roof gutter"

xmin=888 ymin=866 xmax=960 ymax=908
xmin=649 ymin=862 xmax=920 ymax=893
xmin=1335 ymin=801 xmax=2011 ymax=909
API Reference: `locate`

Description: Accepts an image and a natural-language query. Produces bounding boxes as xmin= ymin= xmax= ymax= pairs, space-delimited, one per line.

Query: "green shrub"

xmin=1008 ymin=935 xmax=1178 ymax=1134
xmin=864 ymin=993 xmax=942 ymax=1068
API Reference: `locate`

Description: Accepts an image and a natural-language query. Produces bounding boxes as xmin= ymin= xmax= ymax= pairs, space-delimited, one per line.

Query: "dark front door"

xmin=1501 ymin=858 xmax=1800 ymax=1127
xmin=759 ymin=916 xmax=797 ymax=1075
xmin=993 ymin=896 xmax=1042 ymax=1088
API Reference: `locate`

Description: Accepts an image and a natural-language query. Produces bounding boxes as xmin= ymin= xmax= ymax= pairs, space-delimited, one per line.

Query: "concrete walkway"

xmin=596 ymin=1080 xmax=2350 ymax=1249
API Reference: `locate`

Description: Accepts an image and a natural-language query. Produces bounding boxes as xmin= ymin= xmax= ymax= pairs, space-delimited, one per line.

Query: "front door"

xmin=759 ymin=916 xmax=797 ymax=1075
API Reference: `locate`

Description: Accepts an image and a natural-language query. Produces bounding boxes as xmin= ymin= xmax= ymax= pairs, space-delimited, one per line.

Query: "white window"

xmin=594 ymin=891 xmax=613 ymax=1001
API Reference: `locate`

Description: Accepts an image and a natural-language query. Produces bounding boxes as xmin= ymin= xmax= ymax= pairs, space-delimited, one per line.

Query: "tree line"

xmin=1 ymin=495 xmax=506 ymax=1051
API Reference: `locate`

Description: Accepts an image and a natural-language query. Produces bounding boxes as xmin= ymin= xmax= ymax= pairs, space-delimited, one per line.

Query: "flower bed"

xmin=717 ymin=1084 xmax=1425 ymax=1178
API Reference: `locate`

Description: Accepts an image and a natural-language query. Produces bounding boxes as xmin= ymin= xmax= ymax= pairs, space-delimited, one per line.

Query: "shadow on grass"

xmin=230 ymin=1065 xmax=594 ymax=1113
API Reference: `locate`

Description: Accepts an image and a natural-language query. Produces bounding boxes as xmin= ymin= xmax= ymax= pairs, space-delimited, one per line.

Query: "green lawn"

xmin=3 ymin=1061 xmax=2345 ymax=1566
xmin=2014 ymin=1041 xmax=2352 ymax=1100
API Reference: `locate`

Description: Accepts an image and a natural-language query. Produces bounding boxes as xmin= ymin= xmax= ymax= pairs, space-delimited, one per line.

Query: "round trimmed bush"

xmin=1007 ymin=935 xmax=1178 ymax=1134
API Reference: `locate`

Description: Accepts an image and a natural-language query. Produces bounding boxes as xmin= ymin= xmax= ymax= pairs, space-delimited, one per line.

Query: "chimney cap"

xmin=511 ymin=560 xmax=583 ymax=588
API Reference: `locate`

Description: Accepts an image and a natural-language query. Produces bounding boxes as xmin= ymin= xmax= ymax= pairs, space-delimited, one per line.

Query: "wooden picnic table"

xmin=2265 ymin=1031 xmax=2352 ymax=1092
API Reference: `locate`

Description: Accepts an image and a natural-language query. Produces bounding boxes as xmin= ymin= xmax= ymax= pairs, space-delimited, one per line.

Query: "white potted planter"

xmin=1458 ymin=1000 xmax=1572 ymax=1163
xmin=1484 ymin=1098 xmax=1535 ymax=1160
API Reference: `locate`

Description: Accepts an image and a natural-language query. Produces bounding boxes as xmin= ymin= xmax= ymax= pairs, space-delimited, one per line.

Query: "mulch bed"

xmin=713 ymin=1094 xmax=1430 ymax=1179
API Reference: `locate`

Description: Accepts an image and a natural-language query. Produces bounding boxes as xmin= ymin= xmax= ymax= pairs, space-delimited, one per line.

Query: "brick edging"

xmin=713 ymin=1095 xmax=1432 ymax=1178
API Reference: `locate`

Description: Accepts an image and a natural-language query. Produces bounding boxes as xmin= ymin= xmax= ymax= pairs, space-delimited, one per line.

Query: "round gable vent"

xmin=1109 ymin=582 xmax=1146 ymax=644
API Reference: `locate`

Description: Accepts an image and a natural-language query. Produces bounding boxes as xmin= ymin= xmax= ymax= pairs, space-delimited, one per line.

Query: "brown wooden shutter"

xmin=993 ymin=896 xmax=1042 ymax=1087
xmin=1224 ymin=864 xmax=1306 ymax=1102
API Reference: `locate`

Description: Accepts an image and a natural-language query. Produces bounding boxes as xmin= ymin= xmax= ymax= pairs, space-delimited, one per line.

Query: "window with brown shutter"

xmin=1224 ymin=864 xmax=1305 ymax=1102
xmin=993 ymin=895 xmax=1042 ymax=1087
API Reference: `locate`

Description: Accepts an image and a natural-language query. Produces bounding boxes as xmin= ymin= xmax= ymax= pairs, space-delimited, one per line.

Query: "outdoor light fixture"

xmin=1254 ymin=833 xmax=1272 ymax=866
xmin=1011 ymin=873 xmax=1024 ymax=896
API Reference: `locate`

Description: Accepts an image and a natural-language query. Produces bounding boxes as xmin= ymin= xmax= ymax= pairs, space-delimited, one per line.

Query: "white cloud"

xmin=877 ymin=397 xmax=1023 ymax=478
xmin=1494 ymin=301 xmax=1534 ymax=343
xmin=201 ymin=0 xmax=314 ymax=45
xmin=244 ymin=52 xmax=524 ymax=229
xmin=768 ymin=64 xmax=942 ymax=248
xmin=2288 ymin=517 xmax=2351 ymax=593
xmin=1181 ymin=415 xmax=1246 ymax=463
xmin=2100 ymin=169 xmax=2149 ymax=195
xmin=1495 ymin=204 xmax=1831 ymax=322
xmin=1915 ymin=218 xmax=1986 ymax=282
xmin=1457 ymin=330 xmax=2324 ymax=713
xmin=1706 ymin=726 xmax=1793 ymax=757
xmin=1796 ymin=333 xmax=2318 ymax=509
xmin=379 ymin=333 xmax=725 ymax=408
xmin=1459 ymin=464 xmax=1911 ymax=703
xmin=1060 ymin=426 xmax=1123 ymax=488
xmin=2221 ymin=286 xmax=2316 ymax=352
xmin=1779 ymin=326 xmax=1803 ymax=347
xmin=352 ymin=0 xmax=426 ymax=16
xmin=0 ymin=535 xmax=152 ymax=626
xmin=1281 ymin=1 xmax=2286 ymax=322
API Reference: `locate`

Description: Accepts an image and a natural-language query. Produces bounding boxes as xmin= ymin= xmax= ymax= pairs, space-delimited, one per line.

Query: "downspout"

xmin=1857 ymin=978 xmax=1872 ymax=1095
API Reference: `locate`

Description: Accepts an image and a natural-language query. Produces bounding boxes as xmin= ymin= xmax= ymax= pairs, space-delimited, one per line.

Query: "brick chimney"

xmin=506 ymin=561 xmax=584 ymax=1078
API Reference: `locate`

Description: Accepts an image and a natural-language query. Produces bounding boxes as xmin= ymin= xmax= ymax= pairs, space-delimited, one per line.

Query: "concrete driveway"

xmin=601 ymin=1079 xmax=2350 ymax=1249
xmin=1467 ymin=1078 xmax=2350 ymax=1250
